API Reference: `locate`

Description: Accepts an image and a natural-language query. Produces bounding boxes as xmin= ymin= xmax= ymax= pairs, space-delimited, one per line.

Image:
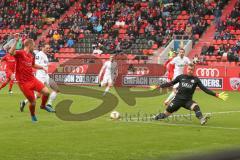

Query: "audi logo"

xmin=134 ymin=67 xmax=150 ymax=75
xmin=64 ymin=65 xmax=85 ymax=74
xmin=196 ymin=68 xmax=219 ymax=77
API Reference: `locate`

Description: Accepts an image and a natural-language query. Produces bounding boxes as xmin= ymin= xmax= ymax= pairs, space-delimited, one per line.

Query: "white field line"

xmin=120 ymin=120 xmax=240 ymax=130
xmin=119 ymin=110 xmax=240 ymax=120
xmin=114 ymin=110 xmax=240 ymax=130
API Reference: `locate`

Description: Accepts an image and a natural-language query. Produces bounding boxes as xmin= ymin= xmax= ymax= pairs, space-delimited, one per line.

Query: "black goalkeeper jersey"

xmin=160 ymin=74 xmax=216 ymax=100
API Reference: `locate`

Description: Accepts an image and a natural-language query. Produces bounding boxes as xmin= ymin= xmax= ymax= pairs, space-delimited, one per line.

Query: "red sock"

xmin=0 ymin=79 xmax=10 ymax=90
xmin=9 ymin=80 xmax=14 ymax=91
xmin=41 ymin=95 xmax=49 ymax=108
xmin=29 ymin=104 xmax=36 ymax=116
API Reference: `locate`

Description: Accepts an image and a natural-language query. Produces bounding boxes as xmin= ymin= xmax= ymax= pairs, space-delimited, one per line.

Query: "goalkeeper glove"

xmin=216 ymin=92 xmax=228 ymax=101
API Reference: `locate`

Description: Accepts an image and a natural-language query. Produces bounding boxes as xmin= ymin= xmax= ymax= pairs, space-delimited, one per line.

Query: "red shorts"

xmin=18 ymin=78 xmax=45 ymax=102
xmin=6 ymin=71 xmax=14 ymax=79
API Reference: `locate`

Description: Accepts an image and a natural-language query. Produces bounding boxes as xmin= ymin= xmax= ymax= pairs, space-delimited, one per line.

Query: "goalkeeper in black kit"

xmin=152 ymin=63 xmax=228 ymax=125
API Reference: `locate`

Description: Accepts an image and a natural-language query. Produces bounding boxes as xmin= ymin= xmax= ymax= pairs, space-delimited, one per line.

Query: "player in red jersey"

xmin=164 ymin=51 xmax=177 ymax=82
xmin=9 ymin=34 xmax=55 ymax=122
xmin=0 ymin=52 xmax=16 ymax=94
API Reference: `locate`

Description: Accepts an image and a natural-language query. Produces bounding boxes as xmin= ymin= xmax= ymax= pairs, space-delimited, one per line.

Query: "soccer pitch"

xmin=0 ymin=86 xmax=239 ymax=160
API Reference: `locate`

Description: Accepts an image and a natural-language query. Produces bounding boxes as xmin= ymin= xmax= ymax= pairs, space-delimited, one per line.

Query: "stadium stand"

xmin=43 ymin=0 xmax=229 ymax=62
xmin=189 ymin=0 xmax=240 ymax=66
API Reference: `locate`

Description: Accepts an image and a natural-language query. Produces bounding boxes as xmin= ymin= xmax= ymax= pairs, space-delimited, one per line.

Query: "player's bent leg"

xmin=0 ymin=77 xmax=11 ymax=90
xmin=8 ymin=80 xmax=14 ymax=94
xmin=103 ymin=82 xmax=112 ymax=96
xmin=47 ymin=78 xmax=59 ymax=107
xmin=155 ymin=99 xmax=182 ymax=120
xmin=190 ymin=103 xmax=210 ymax=125
xmin=19 ymin=83 xmax=38 ymax=122
xmin=8 ymin=73 xmax=15 ymax=94
xmin=164 ymin=87 xmax=177 ymax=106
xmin=20 ymin=93 xmax=40 ymax=112
xmin=28 ymin=100 xmax=38 ymax=122
xmin=154 ymin=111 xmax=172 ymax=120
xmin=39 ymin=87 xmax=55 ymax=113
xmin=47 ymin=91 xmax=57 ymax=107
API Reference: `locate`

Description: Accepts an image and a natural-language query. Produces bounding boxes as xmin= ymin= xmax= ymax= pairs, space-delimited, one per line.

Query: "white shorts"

xmin=36 ymin=75 xmax=58 ymax=91
xmin=101 ymin=74 xmax=114 ymax=85
xmin=36 ymin=75 xmax=50 ymax=86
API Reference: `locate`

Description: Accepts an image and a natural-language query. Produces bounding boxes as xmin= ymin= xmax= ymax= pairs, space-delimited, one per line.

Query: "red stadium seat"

xmin=216 ymin=39 xmax=222 ymax=45
xmin=181 ymin=10 xmax=187 ymax=15
xmin=230 ymin=30 xmax=236 ymax=35
xmin=209 ymin=15 xmax=214 ymax=20
xmin=222 ymin=40 xmax=228 ymax=44
xmin=194 ymin=34 xmax=200 ymax=40
xmin=236 ymin=30 xmax=240 ymax=35
xmin=229 ymin=39 xmax=236 ymax=45
xmin=152 ymin=44 xmax=158 ymax=49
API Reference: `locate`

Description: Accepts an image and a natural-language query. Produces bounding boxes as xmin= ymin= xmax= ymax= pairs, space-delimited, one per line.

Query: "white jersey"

xmin=170 ymin=56 xmax=191 ymax=79
xmin=34 ymin=50 xmax=49 ymax=78
xmin=103 ymin=60 xmax=117 ymax=77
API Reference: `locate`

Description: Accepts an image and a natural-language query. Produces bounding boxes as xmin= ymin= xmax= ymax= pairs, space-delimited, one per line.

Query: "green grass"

xmin=0 ymin=85 xmax=240 ymax=160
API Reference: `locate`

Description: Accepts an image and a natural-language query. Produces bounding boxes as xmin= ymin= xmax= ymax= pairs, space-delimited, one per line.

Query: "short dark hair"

xmin=188 ymin=63 xmax=195 ymax=68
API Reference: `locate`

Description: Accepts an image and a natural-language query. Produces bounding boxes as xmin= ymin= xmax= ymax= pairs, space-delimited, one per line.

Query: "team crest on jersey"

xmin=230 ymin=78 xmax=240 ymax=90
xmin=191 ymin=80 xmax=195 ymax=83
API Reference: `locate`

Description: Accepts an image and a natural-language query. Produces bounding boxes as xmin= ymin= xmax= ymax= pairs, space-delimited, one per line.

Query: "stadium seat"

xmin=181 ymin=10 xmax=187 ymax=15
xmin=236 ymin=30 xmax=240 ymax=35
xmin=222 ymin=40 xmax=228 ymax=44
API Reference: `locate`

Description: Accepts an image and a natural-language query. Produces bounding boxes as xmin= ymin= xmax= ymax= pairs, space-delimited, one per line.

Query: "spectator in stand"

xmin=218 ymin=44 xmax=225 ymax=56
xmin=201 ymin=43 xmax=209 ymax=55
xmin=92 ymin=46 xmax=103 ymax=54
xmin=168 ymin=48 xmax=175 ymax=59
xmin=227 ymin=49 xmax=236 ymax=62
xmin=185 ymin=23 xmax=193 ymax=36
xmin=207 ymin=43 xmax=215 ymax=55
xmin=67 ymin=37 xmax=75 ymax=47
xmin=193 ymin=54 xmax=200 ymax=64
xmin=51 ymin=40 xmax=60 ymax=53
xmin=214 ymin=7 xmax=222 ymax=27
xmin=53 ymin=31 xmax=61 ymax=41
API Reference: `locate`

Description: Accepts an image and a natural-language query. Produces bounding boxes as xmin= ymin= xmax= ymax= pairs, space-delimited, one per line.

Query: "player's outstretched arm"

xmin=197 ymin=78 xmax=228 ymax=101
xmin=150 ymin=75 xmax=181 ymax=90
xmin=197 ymin=78 xmax=217 ymax=96
xmin=9 ymin=34 xmax=19 ymax=56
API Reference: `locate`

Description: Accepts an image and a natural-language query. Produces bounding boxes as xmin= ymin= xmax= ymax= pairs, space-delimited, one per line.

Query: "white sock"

xmin=100 ymin=81 xmax=104 ymax=87
xmin=165 ymin=91 xmax=175 ymax=102
xmin=103 ymin=86 xmax=110 ymax=96
xmin=24 ymin=99 xmax=28 ymax=104
xmin=47 ymin=91 xmax=57 ymax=106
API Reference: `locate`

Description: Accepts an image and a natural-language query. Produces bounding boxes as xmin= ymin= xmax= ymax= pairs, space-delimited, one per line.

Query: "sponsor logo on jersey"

xmin=182 ymin=82 xmax=193 ymax=88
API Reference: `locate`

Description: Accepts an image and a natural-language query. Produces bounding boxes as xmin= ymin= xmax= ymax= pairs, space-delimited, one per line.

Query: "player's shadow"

xmin=55 ymin=85 xmax=118 ymax=121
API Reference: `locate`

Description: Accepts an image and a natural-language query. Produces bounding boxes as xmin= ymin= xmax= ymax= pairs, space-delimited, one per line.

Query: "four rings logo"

xmin=196 ymin=68 xmax=219 ymax=77
xmin=134 ymin=67 xmax=150 ymax=75
xmin=63 ymin=65 xmax=87 ymax=74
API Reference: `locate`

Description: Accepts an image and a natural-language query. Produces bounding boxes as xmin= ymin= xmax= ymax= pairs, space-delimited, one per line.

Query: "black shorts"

xmin=166 ymin=98 xmax=196 ymax=113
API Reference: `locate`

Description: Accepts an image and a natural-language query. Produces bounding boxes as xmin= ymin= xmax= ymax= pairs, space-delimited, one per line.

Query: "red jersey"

xmin=164 ymin=57 xmax=175 ymax=81
xmin=14 ymin=50 xmax=35 ymax=83
xmin=1 ymin=53 xmax=16 ymax=72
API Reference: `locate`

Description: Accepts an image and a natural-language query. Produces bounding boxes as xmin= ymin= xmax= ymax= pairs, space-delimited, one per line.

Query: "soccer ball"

xmin=110 ymin=111 xmax=120 ymax=120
